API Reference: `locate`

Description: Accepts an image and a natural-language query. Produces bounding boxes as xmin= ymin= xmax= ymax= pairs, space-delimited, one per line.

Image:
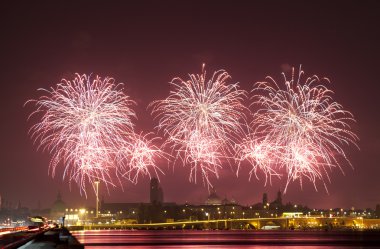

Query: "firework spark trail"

xmin=151 ymin=66 xmax=247 ymax=188
xmin=235 ymin=137 xmax=281 ymax=185
xmin=238 ymin=66 xmax=358 ymax=192
xmin=116 ymin=133 xmax=167 ymax=184
xmin=27 ymin=73 xmax=161 ymax=194
xmin=185 ymin=131 xmax=224 ymax=186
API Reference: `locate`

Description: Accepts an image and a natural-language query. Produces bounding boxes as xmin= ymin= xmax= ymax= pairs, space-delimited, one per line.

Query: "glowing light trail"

xmin=27 ymin=74 xmax=163 ymax=194
xmin=151 ymin=66 xmax=246 ymax=188
xmin=237 ymin=66 xmax=358 ymax=192
xmin=117 ymin=133 xmax=167 ymax=184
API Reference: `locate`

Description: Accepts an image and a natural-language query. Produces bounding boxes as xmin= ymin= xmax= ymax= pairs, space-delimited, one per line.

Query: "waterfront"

xmin=72 ymin=230 xmax=380 ymax=248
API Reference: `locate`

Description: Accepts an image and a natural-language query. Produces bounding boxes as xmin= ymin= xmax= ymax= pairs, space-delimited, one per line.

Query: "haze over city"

xmin=0 ymin=0 xmax=379 ymax=211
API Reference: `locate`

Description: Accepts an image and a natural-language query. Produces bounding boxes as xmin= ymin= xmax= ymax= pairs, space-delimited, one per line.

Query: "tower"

xmin=57 ymin=191 xmax=62 ymax=202
xmin=262 ymin=193 xmax=268 ymax=205
xmin=150 ymin=178 xmax=163 ymax=204
xmin=51 ymin=192 xmax=66 ymax=219
xmin=276 ymin=190 xmax=282 ymax=205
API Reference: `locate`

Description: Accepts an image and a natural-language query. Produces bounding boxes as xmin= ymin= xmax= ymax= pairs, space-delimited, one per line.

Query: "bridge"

xmin=68 ymin=217 xmax=380 ymax=230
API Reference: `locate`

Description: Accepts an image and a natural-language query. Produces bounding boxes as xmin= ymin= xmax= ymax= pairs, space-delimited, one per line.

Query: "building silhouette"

xmin=262 ymin=193 xmax=268 ymax=205
xmin=50 ymin=192 xmax=66 ymax=219
xmin=276 ymin=190 xmax=282 ymax=205
xmin=271 ymin=190 xmax=282 ymax=207
xmin=150 ymin=178 xmax=163 ymax=204
xmin=205 ymin=188 xmax=222 ymax=205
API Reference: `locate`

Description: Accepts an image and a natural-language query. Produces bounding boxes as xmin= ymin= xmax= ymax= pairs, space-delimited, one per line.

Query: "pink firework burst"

xmin=27 ymin=74 xmax=137 ymax=194
xmin=116 ymin=133 xmax=167 ymax=184
xmin=238 ymin=66 xmax=359 ymax=192
xmin=151 ymin=65 xmax=247 ymax=188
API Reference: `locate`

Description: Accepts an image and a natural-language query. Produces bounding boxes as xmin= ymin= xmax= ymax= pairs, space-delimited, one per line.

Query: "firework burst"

xmin=238 ymin=66 xmax=358 ymax=192
xmin=27 ymin=73 xmax=138 ymax=194
xmin=151 ymin=66 xmax=247 ymax=188
xmin=117 ymin=133 xmax=167 ymax=184
xmin=235 ymin=137 xmax=281 ymax=185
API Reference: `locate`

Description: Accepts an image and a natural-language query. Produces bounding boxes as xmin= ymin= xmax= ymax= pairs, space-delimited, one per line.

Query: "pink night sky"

xmin=0 ymin=1 xmax=379 ymax=210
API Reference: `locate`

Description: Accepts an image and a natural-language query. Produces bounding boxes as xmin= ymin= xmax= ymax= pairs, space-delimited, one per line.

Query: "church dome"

xmin=51 ymin=192 xmax=66 ymax=218
xmin=205 ymin=189 xmax=222 ymax=205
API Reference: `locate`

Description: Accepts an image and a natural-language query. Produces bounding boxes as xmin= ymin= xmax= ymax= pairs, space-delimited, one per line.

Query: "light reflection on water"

xmin=72 ymin=230 xmax=380 ymax=249
xmin=83 ymin=247 xmax=372 ymax=249
xmin=82 ymin=246 xmax=379 ymax=249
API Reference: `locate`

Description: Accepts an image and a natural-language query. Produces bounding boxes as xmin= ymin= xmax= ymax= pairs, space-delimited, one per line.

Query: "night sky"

xmin=1 ymin=1 xmax=379 ymax=210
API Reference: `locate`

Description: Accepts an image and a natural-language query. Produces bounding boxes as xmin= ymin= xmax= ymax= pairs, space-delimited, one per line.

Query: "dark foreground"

xmin=0 ymin=228 xmax=83 ymax=249
xmin=72 ymin=230 xmax=380 ymax=248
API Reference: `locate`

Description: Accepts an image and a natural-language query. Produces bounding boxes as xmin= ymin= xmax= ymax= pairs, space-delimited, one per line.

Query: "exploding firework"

xmin=235 ymin=137 xmax=280 ymax=185
xmin=116 ymin=133 xmax=167 ymax=184
xmin=27 ymin=74 xmax=138 ymax=194
xmin=238 ymin=66 xmax=358 ymax=192
xmin=184 ymin=130 xmax=224 ymax=186
xmin=151 ymin=66 xmax=246 ymax=187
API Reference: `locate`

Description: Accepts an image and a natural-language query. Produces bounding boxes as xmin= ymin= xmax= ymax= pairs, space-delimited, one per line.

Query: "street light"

xmin=95 ymin=181 xmax=100 ymax=218
xmin=79 ymin=209 xmax=86 ymax=225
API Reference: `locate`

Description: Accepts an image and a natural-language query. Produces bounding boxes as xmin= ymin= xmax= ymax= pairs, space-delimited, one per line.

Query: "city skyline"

xmin=1 ymin=177 xmax=375 ymax=215
xmin=0 ymin=1 xmax=379 ymax=210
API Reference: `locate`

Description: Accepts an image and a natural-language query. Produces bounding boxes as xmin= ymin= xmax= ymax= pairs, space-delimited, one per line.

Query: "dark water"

xmin=72 ymin=230 xmax=380 ymax=248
